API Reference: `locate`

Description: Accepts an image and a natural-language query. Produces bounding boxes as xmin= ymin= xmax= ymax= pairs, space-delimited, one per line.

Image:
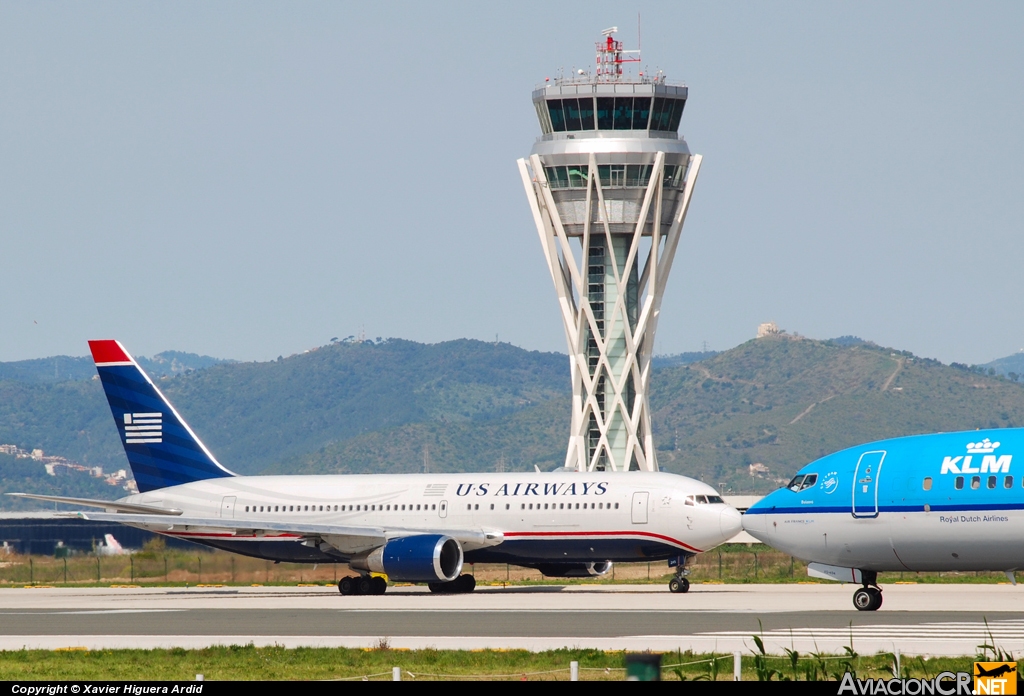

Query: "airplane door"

xmin=631 ymin=492 xmax=649 ymax=524
xmin=438 ymin=500 xmax=448 ymax=519
xmin=220 ymin=496 xmax=236 ymax=519
xmin=852 ymin=451 xmax=885 ymax=519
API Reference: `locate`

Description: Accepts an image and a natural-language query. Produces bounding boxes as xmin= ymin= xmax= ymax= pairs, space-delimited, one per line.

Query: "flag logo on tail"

xmin=124 ymin=412 xmax=162 ymax=444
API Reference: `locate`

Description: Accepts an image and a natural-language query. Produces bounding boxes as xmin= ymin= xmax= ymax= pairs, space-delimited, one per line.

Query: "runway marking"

xmin=0 ymin=609 xmax=186 ymax=615
xmin=701 ymin=619 xmax=1024 ymax=642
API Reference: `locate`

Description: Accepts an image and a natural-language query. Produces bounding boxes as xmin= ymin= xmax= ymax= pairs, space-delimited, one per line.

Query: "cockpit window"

xmin=706 ymin=495 xmax=724 ymax=504
xmin=787 ymin=475 xmax=805 ymax=492
xmin=684 ymin=495 xmax=694 ymax=506
xmin=800 ymin=474 xmax=817 ymax=490
xmin=696 ymin=495 xmax=709 ymax=504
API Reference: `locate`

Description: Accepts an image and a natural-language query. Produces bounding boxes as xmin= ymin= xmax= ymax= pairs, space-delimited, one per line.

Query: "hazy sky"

xmin=2 ymin=2 xmax=1022 ymax=365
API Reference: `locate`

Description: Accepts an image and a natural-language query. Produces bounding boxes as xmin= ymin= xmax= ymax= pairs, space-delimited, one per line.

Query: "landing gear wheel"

xmin=427 ymin=574 xmax=476 ymax=594
xmin=338 ymin=577 xmax=356 ymax=595
xmin=370 ymin=576 xmax=387 ymax=595
xmin=357 ymin=577 xmax=373 ymax=595
xmin=669 ymin=577 xmax=690 ymax=593
xmin=868 ymin=587 xmax=882 ymax=610
xmin=853 ymin=587 xmax=882 ymax=611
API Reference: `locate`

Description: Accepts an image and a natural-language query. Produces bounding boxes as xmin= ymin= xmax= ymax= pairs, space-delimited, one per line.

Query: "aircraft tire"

xmin=868 ymin=587 xmax=882 ymax=610
xmin=669 ymin=577 xmax=689 ymax=593
xmin=371 ymin=576 xmax=387 ymax=595
xmin=853 ymin=587 xmax=881 ymax=611
xmin=357 ymin=577 xmax=373 ymax=595
xmin=458 ymin=574 xmax=476 ymax=593
xmin=339 ymin=577 xmax=356 ymax=595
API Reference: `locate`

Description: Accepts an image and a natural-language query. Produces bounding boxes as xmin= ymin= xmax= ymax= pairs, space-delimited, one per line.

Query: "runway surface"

xmin=0 ymin=583 xmax=1020 ymax=655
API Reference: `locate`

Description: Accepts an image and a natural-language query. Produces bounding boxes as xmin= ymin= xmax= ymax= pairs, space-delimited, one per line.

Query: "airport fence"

xmin=0 ymin=542 xmax=1015 ymax=587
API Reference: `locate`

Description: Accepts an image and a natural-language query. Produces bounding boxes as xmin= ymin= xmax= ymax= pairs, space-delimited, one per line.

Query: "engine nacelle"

xmin=350 ymin=534 xmax=463 ymax=583
xmin=533 ymin=561 xmax=613 ymax=578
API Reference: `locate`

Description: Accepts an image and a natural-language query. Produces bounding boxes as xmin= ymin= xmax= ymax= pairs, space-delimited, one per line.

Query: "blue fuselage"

xmin=743 ymin=428 xmax=1024 ymax=572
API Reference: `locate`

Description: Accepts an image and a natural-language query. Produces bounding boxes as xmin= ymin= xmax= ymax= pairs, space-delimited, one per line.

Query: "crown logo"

xmin=967 ymin=438 xmax=1000 ymax=454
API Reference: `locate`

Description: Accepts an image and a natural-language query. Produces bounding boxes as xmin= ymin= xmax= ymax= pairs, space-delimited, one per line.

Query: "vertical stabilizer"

xmin=89 ymin=340 xmax=235 ymax=492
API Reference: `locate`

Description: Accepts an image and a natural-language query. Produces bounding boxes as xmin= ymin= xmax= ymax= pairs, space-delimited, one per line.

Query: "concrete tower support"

xmin=518 ymin=32 xmax=701 ymax=472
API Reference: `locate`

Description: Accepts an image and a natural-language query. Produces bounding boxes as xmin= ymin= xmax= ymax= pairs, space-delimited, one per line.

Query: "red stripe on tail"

xmin=88 ymin=340 xmax=130 ymax=364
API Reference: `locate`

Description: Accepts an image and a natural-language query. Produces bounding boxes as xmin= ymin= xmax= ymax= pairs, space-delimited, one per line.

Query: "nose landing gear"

xmin=852 ymin=571 xmax=882 ymax=611
xmin=667 ymin=555 xmax=692 ymax=593
xmin=668 ymin=576 xmax=690 ymax=593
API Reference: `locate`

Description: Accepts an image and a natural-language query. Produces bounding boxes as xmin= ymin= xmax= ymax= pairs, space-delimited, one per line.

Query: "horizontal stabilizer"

xmin=6 ymin=493 xmax=182 ymax=516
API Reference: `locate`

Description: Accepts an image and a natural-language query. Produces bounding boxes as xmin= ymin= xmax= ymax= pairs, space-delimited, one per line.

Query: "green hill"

xmin=276 ymin=336 xmax=1024 ymax=494
xmin=0 ymin=339 xmax=569 ymax=483
xmin=5 ymin=335 xmax=1024 ymax=507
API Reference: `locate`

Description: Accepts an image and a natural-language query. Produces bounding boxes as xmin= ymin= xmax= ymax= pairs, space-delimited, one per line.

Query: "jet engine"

xmin=533 ymin=561 xmax=613 ymax=578
xmin=350 ymin=534 xmax=463 ymax=583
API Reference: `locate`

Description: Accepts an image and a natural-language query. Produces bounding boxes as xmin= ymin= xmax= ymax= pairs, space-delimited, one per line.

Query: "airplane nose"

xmin=719 ymin=506 xmax=742 ymax=540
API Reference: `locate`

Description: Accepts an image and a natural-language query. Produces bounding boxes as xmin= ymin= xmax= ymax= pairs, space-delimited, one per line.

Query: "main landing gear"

xmin=852 ymin=572 xmax=882 ymax=611
xmin=338 ymin=575 xmax=387 ymax=596
xmin=428 ymin=574 xmax=476 ymax=594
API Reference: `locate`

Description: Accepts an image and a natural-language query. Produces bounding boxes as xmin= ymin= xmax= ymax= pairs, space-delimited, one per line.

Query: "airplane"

xmin=742 ymin=429 xmax=1024 ymax=610
xmin=95 ymin=533 xmax=127 ymax=556
xmin=10 ymin=339 xmax=742 ymax=595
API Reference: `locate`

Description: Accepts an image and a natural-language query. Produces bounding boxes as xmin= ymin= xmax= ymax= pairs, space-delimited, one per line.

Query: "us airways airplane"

xmin=742 ymin=429 xmax=1024 ymax=611
xmin=10 ymin=340 xmax=741 ymax=595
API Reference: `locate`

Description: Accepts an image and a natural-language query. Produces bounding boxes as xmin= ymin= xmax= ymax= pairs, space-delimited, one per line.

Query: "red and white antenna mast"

xmin=595 ymin=26 xmax=640 ymax=82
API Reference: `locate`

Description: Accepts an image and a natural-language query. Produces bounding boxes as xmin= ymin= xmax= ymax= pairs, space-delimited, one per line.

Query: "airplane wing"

xmin=72 ymin=511 xmax=504 ymax=555
xmin=7 ymin=493 xmax=182 ymax=516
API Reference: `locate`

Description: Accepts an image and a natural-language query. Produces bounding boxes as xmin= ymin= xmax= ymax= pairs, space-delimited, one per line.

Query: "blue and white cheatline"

xmin=743 ymin=431 xmax=1024 ymax=610
xmin=9 ymin=340 xmax=741 ymax=596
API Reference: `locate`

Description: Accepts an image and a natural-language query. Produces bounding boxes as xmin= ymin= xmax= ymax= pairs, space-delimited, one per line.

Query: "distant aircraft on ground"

xmin=10 ymin=340 xmax=741 ymax=595
xmin=742 ymin=430 xmax=1024 ymax=610
xmin=95 ymin=533 xmax=127 ymax=556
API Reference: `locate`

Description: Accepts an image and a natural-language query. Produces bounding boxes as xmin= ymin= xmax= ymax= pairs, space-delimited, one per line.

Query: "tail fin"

xmin=89 ymin=340 xmax=234 ymax=493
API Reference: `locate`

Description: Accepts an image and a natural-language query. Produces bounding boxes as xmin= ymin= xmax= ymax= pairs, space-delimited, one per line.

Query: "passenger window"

xmin=1006 ymin=476 xmax=1013 ymax=489
xmin=289 ymin=505 xmax=293 ymax=512
xmin=922 ymin=477 xmax=932 ymax=491
xmin=599 ymin=502 xmax=603 ymax=509
xmin=521 ymin=503 xmax=525 ymax=510
xmin=474 ymin=504 xmax=479 ymax=511
xmin=971 ymin=476 xmax=981 ymax=490
xmin=529 ymin=503 xmax=533 ymax=510
xmin=505 ymin=504 xmax=510 ymax=510
xmin=490 ymin=504 xmax=494 ymax=510
xmin=988 ymin=476 xmax=997 ymax=489
xmin=431 ymin=504 xmax=436 ymax=510
xmin=614 ymin=503 xmax=619 ymax=509
xmin=466 ymin=504 xmax=471 ymax=511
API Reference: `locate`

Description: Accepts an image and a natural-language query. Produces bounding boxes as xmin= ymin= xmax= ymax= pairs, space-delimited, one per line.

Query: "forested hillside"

xmin=5 ymin=335 xmax=1024 ymax=506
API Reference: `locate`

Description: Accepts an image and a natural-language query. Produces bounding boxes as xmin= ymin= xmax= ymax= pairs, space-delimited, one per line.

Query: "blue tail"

xmin=89 ymin=340 xmax=235 ymax=493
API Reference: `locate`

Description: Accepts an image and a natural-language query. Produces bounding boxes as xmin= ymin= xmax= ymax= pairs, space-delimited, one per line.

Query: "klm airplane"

xmin=743 ymin=430 xmax=1024 ymax=610
xmin=10 ymin=340 xmax=741 ymax=595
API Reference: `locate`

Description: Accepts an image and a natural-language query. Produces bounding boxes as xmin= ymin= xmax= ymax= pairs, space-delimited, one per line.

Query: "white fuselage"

xmin=123 ymin=470 xmax=741 ymax=565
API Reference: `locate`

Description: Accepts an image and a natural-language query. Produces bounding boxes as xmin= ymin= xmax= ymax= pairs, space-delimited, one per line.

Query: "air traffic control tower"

xmin=518 ymin=29 xmax=701 ymax=473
